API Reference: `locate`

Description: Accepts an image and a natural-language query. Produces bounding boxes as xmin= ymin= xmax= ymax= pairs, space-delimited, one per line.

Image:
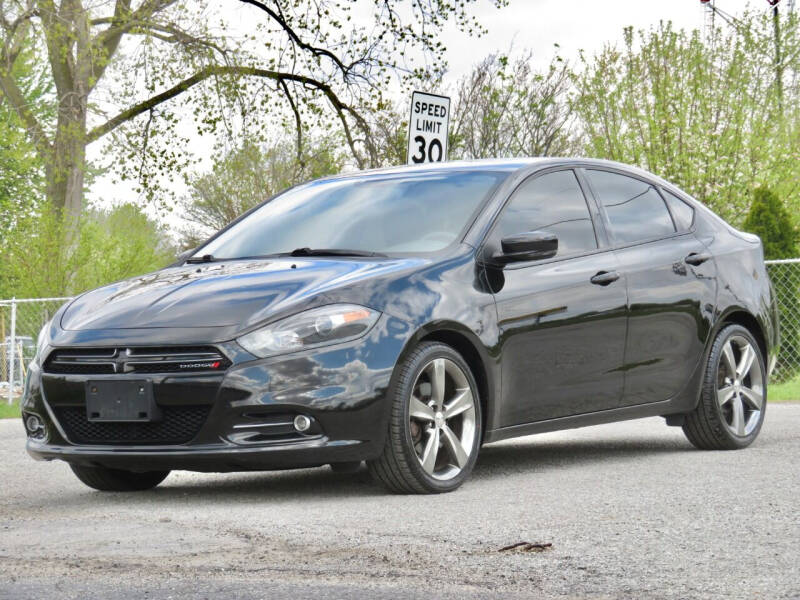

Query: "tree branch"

xmin=87 ymin=0 xmax=131 ymax=88
xmin=1 ymin=1 xmax=36 ymax=68
xmin=0 ymin=68 xmax=52 ymax=154
xmin=237 ymin=0 xmax=351 ymax=77
xmin=279 ymin=78 xmax=304 ymax=167
xmin=101 ymin=20 xmax=230 ymax=62
xmin=86 ymin=65 xmax=370 ymax=166
xmin=37 ymin=0 xmax=75 ymax=93
xmin=91 ymin=0 xmax=175 ymax=56
xmin=89 ymin=0 xmax=183 ymax=91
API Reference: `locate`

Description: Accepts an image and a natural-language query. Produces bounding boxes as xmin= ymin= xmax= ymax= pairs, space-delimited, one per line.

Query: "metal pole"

xmin=0 ymin=310 xmax=6 ymax=393
xmin=8 ymin=298 xmax=16 ymax=405
xmin=704 ymin=0 xmax=716 ymax=42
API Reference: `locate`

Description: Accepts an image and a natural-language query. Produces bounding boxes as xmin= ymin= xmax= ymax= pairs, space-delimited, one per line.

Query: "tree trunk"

xmin=40 ymin=0 xmax=91 ymax=222
xmin=47 ymin=113 xmax=87 ymax=221
xmin=45 ymin=72 xmax=89 ymax=221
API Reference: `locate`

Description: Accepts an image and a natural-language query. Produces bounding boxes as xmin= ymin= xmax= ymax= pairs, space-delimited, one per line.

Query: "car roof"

xmin=313 ymin=157 xmax=669 ymax=184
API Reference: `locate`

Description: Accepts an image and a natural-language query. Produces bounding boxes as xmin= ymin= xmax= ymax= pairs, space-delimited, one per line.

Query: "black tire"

xmin=367 ymin=342 xmax=482 ymax=494
xmin=682 ymin=324 xmax=767 ymax=450
xmin=70 ymin=464 xmax=170 ymax=492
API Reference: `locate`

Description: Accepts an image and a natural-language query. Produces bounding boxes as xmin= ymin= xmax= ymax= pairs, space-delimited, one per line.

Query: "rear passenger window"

xmin=662 ymin=190 xmax=695 ymax=231
xmin=587 ymin=170 xmax=676 ymax=245
xmin=494 ymin=170 xmax=597 ymax=258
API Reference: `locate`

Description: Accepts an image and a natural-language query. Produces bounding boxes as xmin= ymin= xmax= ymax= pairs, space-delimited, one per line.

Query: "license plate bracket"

xmin=85 ymin=380 xmax=161 ymax=422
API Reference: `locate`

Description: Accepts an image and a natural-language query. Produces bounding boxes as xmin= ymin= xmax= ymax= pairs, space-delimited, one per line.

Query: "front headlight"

xmin=33 ymin=320 xmax=52 ymax=364
xmin=237 ymin=304 xmax=381 ymax=358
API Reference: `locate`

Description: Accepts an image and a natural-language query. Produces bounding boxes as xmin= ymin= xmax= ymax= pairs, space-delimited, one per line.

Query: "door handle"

xmin=685 ymin=252 xmax=712 ymax=266
xmin=590 ymin=271 xmax=620 ymax=286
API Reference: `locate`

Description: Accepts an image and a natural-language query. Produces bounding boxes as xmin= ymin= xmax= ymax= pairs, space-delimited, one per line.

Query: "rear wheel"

xmin=683 ymin=324 xmax=766 ymax=450
xmin=70 ymin=464 xmax=170 ymax=492
xmin=368 ymin=342 xmax=482 ymax=494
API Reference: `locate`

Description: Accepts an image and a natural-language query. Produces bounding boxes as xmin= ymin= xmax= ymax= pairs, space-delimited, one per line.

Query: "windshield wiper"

xmin=289 ymin=248 xmax=387 ymax=258
xmin=185 ymin=254 xmax=216 ymax=264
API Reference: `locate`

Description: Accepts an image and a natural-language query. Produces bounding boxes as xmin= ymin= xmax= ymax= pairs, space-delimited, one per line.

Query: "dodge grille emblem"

xmin=114 ymin=352 xmax=128 ymax=373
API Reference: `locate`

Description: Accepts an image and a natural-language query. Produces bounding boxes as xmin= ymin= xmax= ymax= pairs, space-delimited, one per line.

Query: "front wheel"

xmin=683 ymin=324 xmax=767 ymax=450
xmin=368 ymin=342 xmax=482 ymax=494
xmin=70 ymin=464 xmax=170 ymax=492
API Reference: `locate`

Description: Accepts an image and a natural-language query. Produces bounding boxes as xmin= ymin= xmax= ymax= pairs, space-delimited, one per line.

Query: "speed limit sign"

xmin=407 ymin=91 xmax=450 ymax=165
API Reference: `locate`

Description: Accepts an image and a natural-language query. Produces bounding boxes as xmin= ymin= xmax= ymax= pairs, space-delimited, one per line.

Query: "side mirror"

xmin=493 ymin=230 xmax=558 ymax=264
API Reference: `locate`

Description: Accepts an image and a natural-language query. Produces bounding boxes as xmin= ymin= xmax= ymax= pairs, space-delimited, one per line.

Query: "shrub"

xmin=743 ymin=187 xmax=800 ymax=382
xmin=0 ymin=205 xmax=175 ymax=299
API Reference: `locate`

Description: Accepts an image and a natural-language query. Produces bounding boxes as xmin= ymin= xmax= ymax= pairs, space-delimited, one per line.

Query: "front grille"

xmin=44 ymin=346 xmax=231 ymax=375
xmin=53 ymin=405 xmax=212 ymax=445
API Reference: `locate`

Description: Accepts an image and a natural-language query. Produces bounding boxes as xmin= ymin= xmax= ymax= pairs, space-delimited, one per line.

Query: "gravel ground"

xmin=1 ymin=406 xmax=799 ymax=600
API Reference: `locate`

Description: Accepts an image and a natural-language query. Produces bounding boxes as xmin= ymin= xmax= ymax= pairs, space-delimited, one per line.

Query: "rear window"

xmin=662 ymin=190 xmax=695 ymax=231
xmin=586 ymin=170 xmax=676 ymax=245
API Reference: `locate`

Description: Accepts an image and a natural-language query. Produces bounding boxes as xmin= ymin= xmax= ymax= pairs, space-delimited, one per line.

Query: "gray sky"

xmin=442 ymin=0 xmax=758 ymax=77
xmin=88 ymin=0 xmax=766 ymax=221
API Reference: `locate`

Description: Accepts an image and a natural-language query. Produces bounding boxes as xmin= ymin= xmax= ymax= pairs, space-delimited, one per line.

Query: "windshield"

xmin=194 ymin=170 xmax=507 ymax=259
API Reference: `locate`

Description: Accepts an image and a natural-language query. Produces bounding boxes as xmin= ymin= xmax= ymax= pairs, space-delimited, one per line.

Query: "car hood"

xmin=60 ymin=257 xmax=423 ymax=334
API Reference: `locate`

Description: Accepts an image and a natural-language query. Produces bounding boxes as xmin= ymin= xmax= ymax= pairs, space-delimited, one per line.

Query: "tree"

xmin=450 ymin=50 xmax=575 ymax=160
xmin=0 ymin=34 xmax=51 ymax=237
xmin=0 ymin=0 xmax=508 ymax=219
xmin=361 ymin=50 xmax=576 ymax=168
xmin=367 ymin=102 xmax=409 ymax=167
xmin=743 ymin=186 xmax=800 ymax=383
xmin=0 ymin=203 xmax=175 ymax=298
xmin=573 ymin=16 xmax=800 ymax=224
xmin=180 ymin=134 xmax=343 ymax=248
xmin=743 ymin=187 xmax=798 ymax=260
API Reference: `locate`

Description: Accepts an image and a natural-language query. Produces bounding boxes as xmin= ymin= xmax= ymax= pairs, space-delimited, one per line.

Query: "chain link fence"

xmin=765 ymin=259 xmax=800 ymax=384
xmin=0 ymin=259 xmax=798 ymax=403
xmin=1 ymin=297 xmax=71 ymax=404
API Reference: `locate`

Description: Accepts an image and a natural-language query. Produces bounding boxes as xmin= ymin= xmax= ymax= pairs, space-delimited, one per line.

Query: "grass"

xmin=0 ymin=399 xmax=20 ymax=419
xmin=770 ymin=375 xmax=800 ymax=403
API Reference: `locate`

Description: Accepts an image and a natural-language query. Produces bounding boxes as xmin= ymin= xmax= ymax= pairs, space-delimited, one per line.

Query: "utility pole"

xmin=701 ymin=0 xmax=716 ymax=41
xmin=703 ymin=0 xmax=786 ymax=114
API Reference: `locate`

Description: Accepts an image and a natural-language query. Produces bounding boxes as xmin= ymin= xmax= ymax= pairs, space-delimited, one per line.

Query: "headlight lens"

xmin=237 ymin=304 xmax=381 ymax=358
xmin=34 ymin=320 xmax=52 ymax=364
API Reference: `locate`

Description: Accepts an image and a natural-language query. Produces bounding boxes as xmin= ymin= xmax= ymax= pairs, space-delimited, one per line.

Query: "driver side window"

xmin=494 ymin=170 xmax=598 ymax=258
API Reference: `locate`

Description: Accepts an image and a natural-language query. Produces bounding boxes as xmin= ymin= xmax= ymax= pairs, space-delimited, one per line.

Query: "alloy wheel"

xmin=408 ymin=358 xmax=478 ymax=481
xmin=716 ymin=335 xmax=764 ymax=437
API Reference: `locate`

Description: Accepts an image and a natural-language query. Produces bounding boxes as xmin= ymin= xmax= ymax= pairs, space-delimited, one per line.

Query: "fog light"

xmin=23 ymin=413 xmax=46 ymax=440
xmin=25 ymin=414 xmax=41 ymax=433
xmin=293 ymin=414 xmax=312 ymax=433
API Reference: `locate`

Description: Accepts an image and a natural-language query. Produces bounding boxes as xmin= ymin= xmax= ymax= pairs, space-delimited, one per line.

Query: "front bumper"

xmin=26 ymin=437 xmax=374 ymax=472
xmin=23 ymin=315 xmax=411 ymax=472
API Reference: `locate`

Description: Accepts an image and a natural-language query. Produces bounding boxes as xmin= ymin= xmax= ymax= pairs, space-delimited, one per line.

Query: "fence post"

xmin=0 ymin=308 xmax=5 ymax=387
xmin=8 ymin=298 xmax=16 ymax=405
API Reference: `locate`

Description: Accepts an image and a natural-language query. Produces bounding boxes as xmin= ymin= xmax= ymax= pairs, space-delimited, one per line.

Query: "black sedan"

xmin=22 ymin=159 xmax=779 ymax=494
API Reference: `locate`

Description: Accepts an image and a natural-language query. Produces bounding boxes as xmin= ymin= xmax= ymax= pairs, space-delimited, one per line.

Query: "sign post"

xmin=407 ymin=91 xmax=451 ymax=165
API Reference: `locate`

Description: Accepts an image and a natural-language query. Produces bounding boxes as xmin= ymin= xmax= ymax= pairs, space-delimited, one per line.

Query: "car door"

xmin=483 ymin=168 xmax=629 ymax=427
xmin=583 ymin=169 xmax=717 ymax=408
